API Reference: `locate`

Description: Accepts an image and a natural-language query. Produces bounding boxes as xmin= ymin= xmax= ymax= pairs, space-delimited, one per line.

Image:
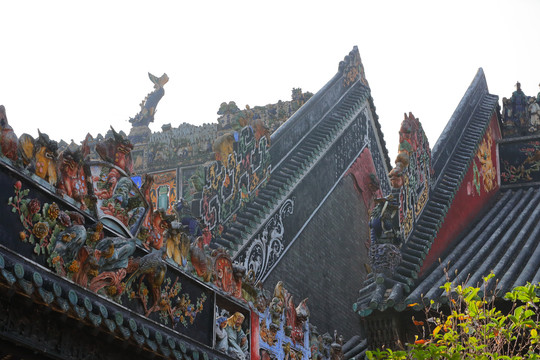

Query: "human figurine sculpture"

xmin=215 ymin=314 xmax=229 ymax=353
xmin=528 ymin=96 xmax=540 ymax=132
xmin=510 ymin=81 xmax=529 ymax=128
xmin=225 ymin=312 xmax=249 ymax=360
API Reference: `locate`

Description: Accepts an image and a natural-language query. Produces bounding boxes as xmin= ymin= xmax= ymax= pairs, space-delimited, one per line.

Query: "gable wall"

xmin=420 ymin=113 xmax=501 ymax=274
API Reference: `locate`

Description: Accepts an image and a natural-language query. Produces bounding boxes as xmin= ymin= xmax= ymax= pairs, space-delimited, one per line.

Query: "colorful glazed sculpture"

xmin=95 ymin=126 xmax=134 ymax=174
xmin=129 ymin=72 xmax=169 ymax=128
xmin=57 ymin=139 xmax=90 ymax=208
xmin=0 ymin=105 xmax=18 ymax=161
xmin=124 ymin=248 xmax=168 ymax=315
xmin=216 ymin=312 xmax=230 ymax=353
xmin=165 ymin=220 xmax=190 ymax=267
xmin=225 ymin=312 xmax=249 ymax=360
xmin=214 ymin=249 xmax=235 ymax=293
xmin=502 ymin=82 xmax=540 ymax=136
xmin=18 ymin=130 xmax=59 ymax=186
xmin=190 ymin=236 xmax=213 ymax=282
xmin=213 ymin=132 xmax=236 ymax=163
xmin=145 ymin=209 xmax=175 ymax=250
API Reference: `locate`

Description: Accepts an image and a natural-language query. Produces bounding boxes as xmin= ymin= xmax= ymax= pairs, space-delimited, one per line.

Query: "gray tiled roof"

xmin=405 ymin=186 xmax=540 ymax=309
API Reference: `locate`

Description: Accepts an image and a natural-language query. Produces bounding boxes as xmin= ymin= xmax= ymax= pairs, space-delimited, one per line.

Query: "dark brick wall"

xmin=264 ymin=175 xmax=370 ymax=339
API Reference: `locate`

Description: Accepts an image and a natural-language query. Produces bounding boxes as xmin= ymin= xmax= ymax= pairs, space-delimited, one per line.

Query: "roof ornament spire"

xmin=391 ymin=112 xmax=434 ymax=241
xmin=339 ymin=46 xmax=369 ymax=89
xmin=501 ymin=81 xmax=540 ymax=137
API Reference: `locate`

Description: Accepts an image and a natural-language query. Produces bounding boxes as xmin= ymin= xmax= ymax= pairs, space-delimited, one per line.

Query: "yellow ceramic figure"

xmin=34 ymin=147 xmax=58 ymax=185
xmin=477 ymin=132 xmax=495 ymax=193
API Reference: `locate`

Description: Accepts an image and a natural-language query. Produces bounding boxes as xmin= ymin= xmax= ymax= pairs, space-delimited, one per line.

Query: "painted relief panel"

xmin=256 ymin=283 xmax=310 ymax=360
xmin=2 ymin=175 xmax=215 ymax=346
xmin=390 ymin=113 xmax=433 ymax=242
xmin=148 ymin=169 xmax=178 ymax=215
xmin=421 ymin=114 xmax=501 ymax=273
xmin=466 ymin=124 xmax=500 ymax=195
xmin=199 ymin=126 xmax=271 ymax=234
xmin=125 ymin=270 xmax=213 ymax=345
xmin=500 ymin=140 xmax=540 ymax=185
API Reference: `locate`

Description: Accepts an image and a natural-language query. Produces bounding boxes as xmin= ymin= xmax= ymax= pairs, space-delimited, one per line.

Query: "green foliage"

xmin=367 ymin=275 xmax=540 ymax=359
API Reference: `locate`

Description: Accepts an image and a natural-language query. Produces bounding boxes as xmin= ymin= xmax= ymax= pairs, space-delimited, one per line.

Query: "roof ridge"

xmin=355 ymin=71 xmax=501 ymax=316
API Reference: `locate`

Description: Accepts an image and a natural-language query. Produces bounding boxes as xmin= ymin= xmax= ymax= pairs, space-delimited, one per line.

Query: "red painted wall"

xmin=345 ymin=147 xmax=383 ymax=211
xmin=420 ymin=114 xmax=501 ymax=274
xmin=251 ymin=311 xmax=260 ymax=360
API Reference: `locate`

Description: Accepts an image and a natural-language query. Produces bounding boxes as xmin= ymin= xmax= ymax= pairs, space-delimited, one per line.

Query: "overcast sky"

xmin=2 ymin=0 xmax=540 ymax=158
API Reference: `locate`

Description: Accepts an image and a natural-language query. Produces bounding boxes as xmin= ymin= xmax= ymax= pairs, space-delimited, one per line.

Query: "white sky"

xmin=2 ymin=0 xmax=540 ymax=158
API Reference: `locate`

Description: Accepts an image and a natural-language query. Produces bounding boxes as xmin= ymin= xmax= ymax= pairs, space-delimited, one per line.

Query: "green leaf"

xmin=11 ymin=207 xmax=16 ymax=213
xmin=34 ymin=243 xmax=41 ymax=255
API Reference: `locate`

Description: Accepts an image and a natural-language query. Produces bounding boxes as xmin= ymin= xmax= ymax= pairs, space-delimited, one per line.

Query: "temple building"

xmin=0 ymin=46 xmax=538 ymax=359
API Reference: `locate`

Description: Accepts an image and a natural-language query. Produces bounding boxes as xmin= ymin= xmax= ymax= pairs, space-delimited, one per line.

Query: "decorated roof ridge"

xmin=341 ymin=45 xmax=391 ymax=171
xmin=367 ymin=95 xmax=392 ymax=172
xmin=402 ymin=185 xmax=540 ymax=311
xmin=0 ymin=246 xmax=223 ymax=360
xmin=354 ymin=72 xmax=500 ymax=317
xmin=432 ymin=68 xmax=495 ymax=175
xmin=272 ymin=46 xmax=371 ymax=149
xmin=216 ymin=81 xmax=374 ymax=255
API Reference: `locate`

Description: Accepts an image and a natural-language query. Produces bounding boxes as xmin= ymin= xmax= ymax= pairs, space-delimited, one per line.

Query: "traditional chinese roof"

xmin=354 ymin=68 xmax=500 ymax=315
xmin=342 ymin=335 xmax=368 ymax=360
xmin=404 ymin=185 xmax=540 ymax=309
xmin=0 ymin=245 xmax=224 ymax=360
